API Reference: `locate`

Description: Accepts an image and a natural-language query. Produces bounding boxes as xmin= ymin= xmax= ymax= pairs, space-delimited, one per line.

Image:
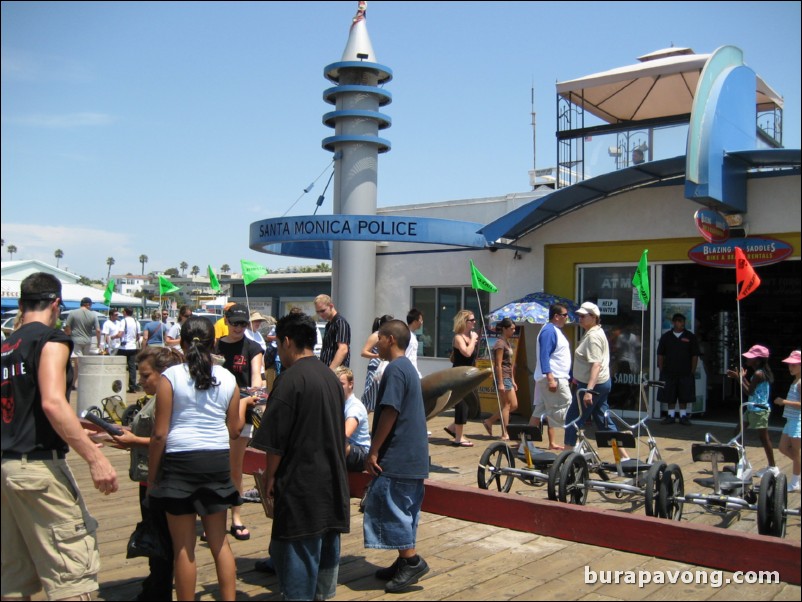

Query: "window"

xmin=411 ymin=287 xmax=490 ymax=358
xmin=578 ymin=265 xmax=652 ymax=412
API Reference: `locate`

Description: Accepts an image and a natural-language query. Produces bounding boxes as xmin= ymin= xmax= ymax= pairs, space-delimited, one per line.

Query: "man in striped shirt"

xmin=314 ymin=294 xmax=351 ymax=370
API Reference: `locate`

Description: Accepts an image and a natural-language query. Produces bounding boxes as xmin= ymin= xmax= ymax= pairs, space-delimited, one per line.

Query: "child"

xmin=335 ymin=366 xmax=371 ymax=472
xmin=363 ymin=320 xmax=430 ymax=593
xmin=773 ymin=350 xmax=801 ymax=492
xmin=728 ymin=345 xmax=776 ymax=476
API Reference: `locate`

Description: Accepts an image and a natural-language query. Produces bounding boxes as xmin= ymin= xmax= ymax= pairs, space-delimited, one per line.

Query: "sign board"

xmin=597 ymin=298 xmax=618 ymax=315
xmin=688 ymin=237 xmax=793 ymax=268
xmin=693 ymin=208 xmax=729 ymax=242
xmin=250 ymin=215 xmax=488 ymax=259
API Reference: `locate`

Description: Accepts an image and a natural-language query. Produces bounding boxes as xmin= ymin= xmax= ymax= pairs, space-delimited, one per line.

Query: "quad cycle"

xmin=83 ymin=394 xmax=146 ymax=427
xmin=672 ymin=426 xmax=799 ymax=538
xmin=545 ymin=382 xmax=682 ymax=519
xmin=478 ymin=382 xmax=682 ymax=519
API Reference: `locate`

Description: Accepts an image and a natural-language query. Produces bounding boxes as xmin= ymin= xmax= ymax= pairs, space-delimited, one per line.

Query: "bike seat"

xmin=692 ymin=443 xmax=741 ymax=464
xmin=507 ymin=424 xmax=543 ymax=442
xmin=595 ymin=430 xmax=637 ymax=449
xmin=599 ymin=459 xmax=651 ymax=474
xmin=528 ymin=451 xmax=557 ymax=468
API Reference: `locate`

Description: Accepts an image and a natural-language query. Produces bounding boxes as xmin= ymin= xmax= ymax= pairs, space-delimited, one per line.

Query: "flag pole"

xmin=474 ymin=288 xmax=505 ymax=438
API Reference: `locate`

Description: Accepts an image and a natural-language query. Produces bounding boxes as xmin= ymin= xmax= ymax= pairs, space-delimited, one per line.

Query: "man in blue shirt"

xmin=528 ymin=303 xmax=572 ymax=450
xmin=363 ymin=319 xmax=430 ymax=593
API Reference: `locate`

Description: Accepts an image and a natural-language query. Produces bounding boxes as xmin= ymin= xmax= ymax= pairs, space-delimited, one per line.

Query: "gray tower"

xmin=322 ymin=2 xmax=391 ymax=388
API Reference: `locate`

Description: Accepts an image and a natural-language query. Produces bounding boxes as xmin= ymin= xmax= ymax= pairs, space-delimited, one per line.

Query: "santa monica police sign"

xmin=250 ymin=215 xmax=488 ymax=259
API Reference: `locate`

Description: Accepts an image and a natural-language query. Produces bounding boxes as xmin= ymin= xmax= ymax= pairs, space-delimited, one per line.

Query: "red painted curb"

xmin=244 ymin=448 xmax=801 ymax=584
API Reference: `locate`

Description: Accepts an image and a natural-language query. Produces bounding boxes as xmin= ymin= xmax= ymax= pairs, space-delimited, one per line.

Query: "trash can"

xmin=76 ymin=355 xmax=128 ymax=416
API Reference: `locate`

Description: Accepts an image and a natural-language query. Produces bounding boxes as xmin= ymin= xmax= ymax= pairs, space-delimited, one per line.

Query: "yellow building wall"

xmin=543 ymin=232 xmax=801 ymax=299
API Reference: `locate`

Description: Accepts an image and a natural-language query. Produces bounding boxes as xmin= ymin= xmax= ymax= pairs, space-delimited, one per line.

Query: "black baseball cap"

xmin=225 ymin=304 xmax=249 ymax=323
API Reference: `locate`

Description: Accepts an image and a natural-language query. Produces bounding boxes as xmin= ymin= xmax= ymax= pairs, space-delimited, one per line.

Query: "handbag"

xmin=126 ymin=518 xmax=169 ymax=561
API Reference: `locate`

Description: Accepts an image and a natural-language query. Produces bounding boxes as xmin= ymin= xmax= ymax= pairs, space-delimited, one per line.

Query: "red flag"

xmin=735 ymin=247 xmax=761 ymax=300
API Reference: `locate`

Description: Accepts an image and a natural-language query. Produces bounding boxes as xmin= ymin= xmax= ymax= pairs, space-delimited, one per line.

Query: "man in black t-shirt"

xmin=251 ymin=312 xmax=349 ymax=601
xmin=657 ymin=313 xmax=701 ymax=425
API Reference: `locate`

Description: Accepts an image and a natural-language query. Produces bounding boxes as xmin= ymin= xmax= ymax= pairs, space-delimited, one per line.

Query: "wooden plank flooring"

xmin=45 ymin=396 xmax=802 ymax=600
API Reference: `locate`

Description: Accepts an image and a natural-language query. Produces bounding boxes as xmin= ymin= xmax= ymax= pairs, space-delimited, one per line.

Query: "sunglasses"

xmin=230 ymin=321 xmax=249 ymax=327
xmin=466 ymin=318 xmax=476 ymax=322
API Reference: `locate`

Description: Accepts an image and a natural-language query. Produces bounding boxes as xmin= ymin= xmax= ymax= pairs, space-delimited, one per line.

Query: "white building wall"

xmin=374 ymin=175 xmax=800 ymax=377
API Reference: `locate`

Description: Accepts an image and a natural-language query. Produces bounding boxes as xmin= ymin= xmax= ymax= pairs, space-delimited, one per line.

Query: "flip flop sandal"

xmin=443 ymin=427 xmax=456 ymax=439
xmin=452 ymin=440 xmax=474 ymax=447
xmin=229 ymin=525 xmax=251 ymax=541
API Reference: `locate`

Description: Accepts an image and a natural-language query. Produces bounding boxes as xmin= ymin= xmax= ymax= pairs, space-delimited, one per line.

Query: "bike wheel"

xmin=477 ymin=442 xmax=515 ymax=493
xmin=657 ymin=463 xmax=684 ymax=520
xmin=84 ymin=406 xmax=102 ymax=419
xmin=644 ymin=461 xmax=666 ymax=517
xmin=558 ymin=453 xmax=589 ymax=505
xmin=547 ymin=450 xmax=575 ymax=501
xmin=121 ymin=404 xmax=140 ymax=426
xmin=758 ymin=471 xmax=787 ymax=537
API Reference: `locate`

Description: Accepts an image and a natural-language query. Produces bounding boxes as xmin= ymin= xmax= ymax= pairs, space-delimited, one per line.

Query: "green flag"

xmin=470 ymin=260 xmax=498 ymax=293
xmin=158 ymin=275 xmax=181 ymax=295
xmin=241 ymin=259 xmax=268 ymax=286
xmin=103 ymin=278 xmax=115 ymax=306
xmin=208 ymin=265 xmax=221 ymax=292
xmin=632 ymin=249 xmax=650 ymax=306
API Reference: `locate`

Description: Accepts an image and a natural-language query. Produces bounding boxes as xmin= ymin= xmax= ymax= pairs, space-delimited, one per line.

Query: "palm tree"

xmin=220 ymin=264 xmax=230 ymax=275
xmin=106 ymin=257 xmax=115 ymax=280
xmin=7 ymin=244 xmax=17 ymax=260
xmin=54 ymin=249 xmax=64 ymax=267
xmin=139 ymin=254 xmax=148 ymax=275
xmin=180 ymin=261 xmax=188 ymax=276
xmin=191 ymin=265 xmax=200 ymax=277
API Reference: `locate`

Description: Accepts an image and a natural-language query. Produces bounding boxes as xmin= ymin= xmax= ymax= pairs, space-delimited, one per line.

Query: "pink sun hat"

xmin=742 ymin=345 xmax=770 ymax=359
xmin=781 ymin=350 xmax=801 ymax=364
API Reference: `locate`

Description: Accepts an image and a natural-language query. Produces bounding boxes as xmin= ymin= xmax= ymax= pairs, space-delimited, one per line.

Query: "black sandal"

xmin=229 ymin=524 xmax=250 ymax=541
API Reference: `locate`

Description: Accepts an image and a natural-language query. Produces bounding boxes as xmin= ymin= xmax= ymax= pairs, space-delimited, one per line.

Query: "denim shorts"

xmin=502 ymin=377 xmax=513 ymax=389
xmin=363 ymin=475 xmax=424 ymax=550
xmin=783 ymin=413 xmax=801 ymax=438
xmin=269 ymin=531 xmax=341 ymax=601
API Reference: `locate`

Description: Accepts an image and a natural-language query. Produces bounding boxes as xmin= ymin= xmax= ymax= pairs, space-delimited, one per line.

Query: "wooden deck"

xmin=62 ymin=397 xmax=801 ymax=600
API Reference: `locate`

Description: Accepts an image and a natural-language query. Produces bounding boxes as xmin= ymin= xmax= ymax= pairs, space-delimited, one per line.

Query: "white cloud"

xmin=1 ymin=223 xmax=135 ymax=279
xmin=1 ymin=48 xmax=92 ymax=83
xmin=3 ymin=112 xmax=115 ymax=128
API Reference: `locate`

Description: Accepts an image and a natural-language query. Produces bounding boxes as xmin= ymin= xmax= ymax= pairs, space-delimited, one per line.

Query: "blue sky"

xmin=2 ymin=1 xmax=800 ymax=280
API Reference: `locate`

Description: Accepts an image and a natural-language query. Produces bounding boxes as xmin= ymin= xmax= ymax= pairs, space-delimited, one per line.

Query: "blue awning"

xmin=62 ymin=301 xmax=109 ymax=311
xmin=481 ymin=149 xmax=800 ymax=243
xmin=481 ymin=156 xmax=686 ymax=242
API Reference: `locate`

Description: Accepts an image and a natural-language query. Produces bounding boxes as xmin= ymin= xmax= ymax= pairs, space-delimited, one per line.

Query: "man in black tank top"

xmin=1 ymin=272 xmax=118 ymax=601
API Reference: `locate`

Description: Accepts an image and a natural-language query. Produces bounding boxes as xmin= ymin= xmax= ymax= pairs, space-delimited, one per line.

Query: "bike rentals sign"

xmin=688 ymin=237 xmax=793 ymax=268
xmin=693 ymin=208 xmax=729 ymax=243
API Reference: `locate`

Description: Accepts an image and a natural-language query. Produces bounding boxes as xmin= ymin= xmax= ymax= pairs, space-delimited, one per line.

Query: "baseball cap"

xmin=575 ymin=302 xmax=600 ymax=317
xmin=223 ymin=302 xmax=236 ymax=311
xmin=742 ymin=345 xmax=770 ymax=359
xmin=81 ymin=297 xmax=93 ymax=306
xmin=781 ymin=350 xmax=801 ymax=364
xmin=225 ymin=303 xmax=249 ymax=323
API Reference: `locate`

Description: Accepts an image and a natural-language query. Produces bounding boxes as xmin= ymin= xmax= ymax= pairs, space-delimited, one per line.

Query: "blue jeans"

xmin=269 ymin=531 xmax=340 ymax=601
xmin=563 ymin=379 xmax=615 ymax=447
xmin=363 ymin=475 xmax=424 ymax=550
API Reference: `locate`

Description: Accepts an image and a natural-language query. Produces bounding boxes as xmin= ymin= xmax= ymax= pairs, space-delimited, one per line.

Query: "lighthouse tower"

xmin=322 ymin=2 xmax=392 ymax=386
